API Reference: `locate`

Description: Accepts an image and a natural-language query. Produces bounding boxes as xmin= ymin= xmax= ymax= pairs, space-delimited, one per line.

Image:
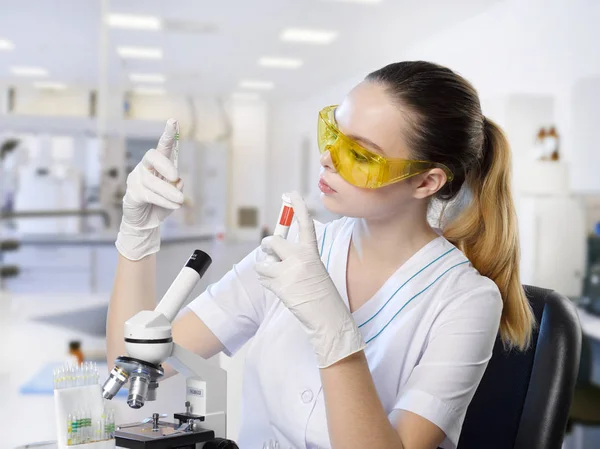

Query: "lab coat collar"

xmin=323 ymin=218 xmax=465 ymax=345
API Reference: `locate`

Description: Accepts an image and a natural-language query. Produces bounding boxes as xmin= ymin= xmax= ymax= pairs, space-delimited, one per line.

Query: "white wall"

xmin=401 ymin=0 xmax=600 ymax=97
xmin=569 ymin=76 xmax=600 ymax=193
xmin=230 ymin=98 xmax=268 ymax=239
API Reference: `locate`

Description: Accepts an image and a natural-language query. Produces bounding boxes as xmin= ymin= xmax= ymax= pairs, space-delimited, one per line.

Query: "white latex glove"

xmin=115 ymin=119 xmax=184 ymax=261
xmin=254 ymin=191 xmax=366 ymax=368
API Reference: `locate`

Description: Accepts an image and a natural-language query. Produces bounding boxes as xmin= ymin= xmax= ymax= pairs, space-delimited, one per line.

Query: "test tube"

xmin=77 ymin=410 xmax=87 ymax=444
xmin=172 ymin=121 xmax=180 ymax=170
xmin=101 ymin=409 xmax=107 ymax=440
xmin=108 ymin=410 xmax=115 ymax=439
xmin=85 ymin=410 xmax=91 ymax=443
xmin=80 ymin=411 xmax=85 ymax=443
xmin=67 ymin=414 xmax=72 ymax=446
xmin=71 ymin=412 xmax=78 ymax=445
xmin=85 ymin=410 xmax=90 ymax=442
xmin=265 ymin=193 xmax=295 ymax=263
xmin=85 ymin=362 xmax=91 ymax=386
xmin=79 ymin=411 xmax=85 ymax=444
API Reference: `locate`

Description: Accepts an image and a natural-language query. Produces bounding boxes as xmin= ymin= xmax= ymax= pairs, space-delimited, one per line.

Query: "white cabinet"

xmin=517 ymin=195 xmax=586 ymax=296
xmin=569 ymin=76 xmax=600 ymax=193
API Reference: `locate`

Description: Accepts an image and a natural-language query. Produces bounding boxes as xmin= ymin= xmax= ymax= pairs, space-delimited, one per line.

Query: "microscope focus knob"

xmin=203 ymin=438 xmax=239 ymax=449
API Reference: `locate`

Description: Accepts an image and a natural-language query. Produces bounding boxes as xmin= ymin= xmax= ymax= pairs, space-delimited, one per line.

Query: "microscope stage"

xmin=115 ymin=421 xmax=215 ymax=449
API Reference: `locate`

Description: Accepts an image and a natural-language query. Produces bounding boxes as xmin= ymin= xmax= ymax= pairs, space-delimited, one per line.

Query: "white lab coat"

xmin=188 ymin=217 xmax=502 ymax=449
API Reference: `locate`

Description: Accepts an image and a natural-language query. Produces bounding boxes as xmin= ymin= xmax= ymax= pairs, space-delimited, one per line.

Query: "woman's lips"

xmin=319 ymin=178 xmax=336 ymax=194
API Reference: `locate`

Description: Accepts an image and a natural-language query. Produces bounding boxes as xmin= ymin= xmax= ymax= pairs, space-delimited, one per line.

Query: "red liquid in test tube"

xmin=265 ymin=194 xmax=295 ymax=262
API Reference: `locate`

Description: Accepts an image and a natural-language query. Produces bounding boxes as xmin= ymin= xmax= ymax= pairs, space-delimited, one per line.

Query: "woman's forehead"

xmin=335 ymin=82 xmax=412 ymax=158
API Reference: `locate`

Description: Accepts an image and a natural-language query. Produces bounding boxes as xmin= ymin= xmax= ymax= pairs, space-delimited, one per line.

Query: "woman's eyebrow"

xmin=346 ymin=133 xmax=384 ymax=154
xmin=333 ymin=107 xmax=385 ymax=154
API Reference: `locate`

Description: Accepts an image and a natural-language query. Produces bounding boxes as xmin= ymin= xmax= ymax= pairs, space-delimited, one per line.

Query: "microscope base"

xmin=115 ymin=421 xmax=214 ymax=449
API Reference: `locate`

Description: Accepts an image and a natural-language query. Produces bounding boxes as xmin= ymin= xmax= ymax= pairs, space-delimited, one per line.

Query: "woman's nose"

xmin=320 ymin=149 xmax=335 ymax=172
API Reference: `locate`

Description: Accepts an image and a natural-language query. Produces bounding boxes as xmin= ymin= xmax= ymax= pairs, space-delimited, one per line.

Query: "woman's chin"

xmin=320 ymin=193 xmax=358 ymax=217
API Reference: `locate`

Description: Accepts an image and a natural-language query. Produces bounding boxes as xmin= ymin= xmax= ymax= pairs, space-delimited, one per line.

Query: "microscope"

xmin=101 ymin=250 xmax=238 ymax=449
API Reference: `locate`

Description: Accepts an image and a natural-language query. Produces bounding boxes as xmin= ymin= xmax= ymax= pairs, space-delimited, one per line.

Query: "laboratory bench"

xmin=0 ymin=227 xmax=218 ymax=298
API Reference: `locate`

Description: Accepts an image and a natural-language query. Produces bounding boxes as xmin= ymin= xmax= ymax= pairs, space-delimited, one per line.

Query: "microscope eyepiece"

xmin=185 ymin=250 xmax=212 ymax=277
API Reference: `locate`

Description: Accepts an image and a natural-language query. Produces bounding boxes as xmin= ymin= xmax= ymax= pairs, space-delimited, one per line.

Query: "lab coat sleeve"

xmin=390 ymin=270 xmax=503 ymax=449
xmin=186 ymin=245 xmax=272 ymax=356
xmin=187 ymin=222 xmax=304 ymax=356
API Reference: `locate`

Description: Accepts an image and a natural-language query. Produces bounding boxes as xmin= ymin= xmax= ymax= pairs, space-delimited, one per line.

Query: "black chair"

xmin=457 ymin=285 xmax=582 ymax=449
xmin=564 ymin=333 xmax=600 ymax=444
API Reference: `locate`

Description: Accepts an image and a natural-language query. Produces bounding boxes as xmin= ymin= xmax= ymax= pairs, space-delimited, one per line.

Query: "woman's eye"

xmin=350 ymin=149 xmax=369 ymax=162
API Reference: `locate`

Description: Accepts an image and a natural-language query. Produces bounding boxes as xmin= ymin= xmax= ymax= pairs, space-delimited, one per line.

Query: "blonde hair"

xmin=442 ymin=118 xmax=535 ymax=350
xmin=367 ymin=61 xmax=535 ymax=351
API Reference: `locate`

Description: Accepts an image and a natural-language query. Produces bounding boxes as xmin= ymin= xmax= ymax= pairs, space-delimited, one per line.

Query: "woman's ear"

xmin=412 ymin=168 xmax=447 ymax=199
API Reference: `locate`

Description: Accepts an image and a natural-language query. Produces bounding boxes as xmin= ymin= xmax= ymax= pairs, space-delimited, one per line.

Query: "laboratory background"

xmin=0 ymin=0 xmax=599 ymax=448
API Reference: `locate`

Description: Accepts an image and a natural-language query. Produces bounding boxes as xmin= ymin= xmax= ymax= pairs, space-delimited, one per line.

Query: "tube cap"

xmin=185 ymin=250 xmax=212 ymax=278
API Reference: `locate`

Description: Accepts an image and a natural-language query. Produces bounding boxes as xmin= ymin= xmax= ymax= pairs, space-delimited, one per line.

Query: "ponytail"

xmin=442 ymin=117 xmax=535 ymax=350
xmin=366 ymin=61 xmax=535 ymax=349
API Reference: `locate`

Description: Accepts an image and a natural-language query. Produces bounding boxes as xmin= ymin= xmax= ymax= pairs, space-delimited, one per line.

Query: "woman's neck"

xmin=350 ymin=205 xmax=439 ymax=268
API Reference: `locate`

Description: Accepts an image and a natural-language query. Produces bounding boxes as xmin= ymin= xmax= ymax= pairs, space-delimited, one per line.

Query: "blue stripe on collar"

xmin=365 ymin=260 xmax=470 ymax=344
xmin=326 ymin=229 xmax=336 ymax=271
xmin=319 ymin=222 xmax=331 ymax=258
xmin=358 ymin=247 xmax=457 ymax=328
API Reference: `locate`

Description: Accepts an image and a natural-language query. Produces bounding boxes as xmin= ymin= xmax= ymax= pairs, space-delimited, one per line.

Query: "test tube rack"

xmin=54 ymin=384 xmax=116 ymax=449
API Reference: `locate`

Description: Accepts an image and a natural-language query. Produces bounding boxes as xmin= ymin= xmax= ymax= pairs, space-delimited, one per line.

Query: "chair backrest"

xmin=457 ymin=286 xmax=582 ymax=449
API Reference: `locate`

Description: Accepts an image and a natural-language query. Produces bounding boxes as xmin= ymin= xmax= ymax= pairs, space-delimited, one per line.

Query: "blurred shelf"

xmin=0 ymin=115 xmax=172 ymax=139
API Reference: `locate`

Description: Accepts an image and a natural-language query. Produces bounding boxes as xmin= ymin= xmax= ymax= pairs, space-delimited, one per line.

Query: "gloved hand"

xmin=254 ymin=191 xmax=366 ymax=368
xmin=115 ymin=119 xmax=184 ymax=261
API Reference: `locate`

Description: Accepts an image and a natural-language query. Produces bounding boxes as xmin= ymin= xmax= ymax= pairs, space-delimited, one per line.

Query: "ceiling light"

xmin=259 ymin=57 xmax=303 ymax=69
xmin=117 ymin=46 xmax=162 ymax=59
xmin=129 ymin=73 xmax=165 ymax=83
xmin=280 ymin=28 xmax=338 ymax=44
xmin=10 ymin=66 xmax=49 ymax=77
xmin=132 ymin=87 xmax=166 ymax=95
xmin=231 ymin=92 xmax=260 ymax=100
xmin=34 ymin=81 xmax=67 ymax=90
xmin=0 ymin=39 xmax=14 ymax=51
xmin=239 ymin=80 xmax=274 ymax=90
xmin=107 ymin=14 xmax=161 ymax=30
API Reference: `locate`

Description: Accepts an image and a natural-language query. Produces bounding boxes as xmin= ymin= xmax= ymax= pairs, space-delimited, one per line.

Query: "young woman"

xmin=107 ymin=61 xmax=535 ymax=449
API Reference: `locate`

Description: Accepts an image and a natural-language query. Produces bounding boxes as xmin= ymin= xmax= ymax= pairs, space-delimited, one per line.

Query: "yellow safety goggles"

xmin=317 ymin=105 xmax=454 ymax=189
